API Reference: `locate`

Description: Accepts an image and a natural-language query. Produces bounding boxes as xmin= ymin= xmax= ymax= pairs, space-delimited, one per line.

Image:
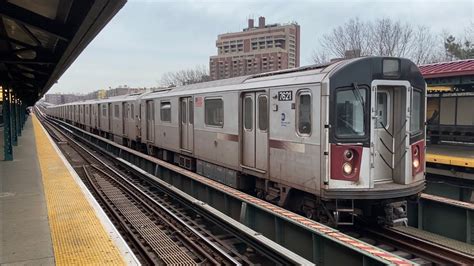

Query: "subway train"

xmin=46 ymin=57 xmax=426 ymax=226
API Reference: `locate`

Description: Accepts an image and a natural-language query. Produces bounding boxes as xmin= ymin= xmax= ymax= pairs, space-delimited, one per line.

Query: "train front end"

xmin=324 ymin=57 xmax=426 ymax=226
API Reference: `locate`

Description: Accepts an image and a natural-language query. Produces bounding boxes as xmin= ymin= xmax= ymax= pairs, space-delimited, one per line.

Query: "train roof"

xmin=49 ymin=56 xmax=424 ymax=107
xmin=141 ymin=61 xmax=339 ymax=100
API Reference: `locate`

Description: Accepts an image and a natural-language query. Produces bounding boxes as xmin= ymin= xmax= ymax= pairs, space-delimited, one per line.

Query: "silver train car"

xmin=47 ymin=57 xmax=426 ymax=226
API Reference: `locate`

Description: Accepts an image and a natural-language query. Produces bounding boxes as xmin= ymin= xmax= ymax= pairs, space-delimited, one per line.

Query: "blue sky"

xmin=49 ymin=0 xmax=473 ymax=94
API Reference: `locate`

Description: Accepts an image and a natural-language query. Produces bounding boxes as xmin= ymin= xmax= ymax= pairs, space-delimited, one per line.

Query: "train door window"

xmin=244 ymin=96 xmax=253 ymax=130
xmin=205 ymin=98 xmax=224 ymax=127
xmin=130 ymin=104 xmax=134 ymax=118
xmin=102 ymin=105 xmax=106 ymax=116
xmin=297 ymin=91 xmax=311 ymax=136
xmin=411 ymin=89 xmax=422 ymax=133
xmin=189 ymin=99 xmax=193 ymax=124
xmin=160 ymin=101 xmax=171 ymax=122
xmin=181 ymin=100 xmax=187 ymax=123
xmin=376 ymin=92 xmax=388 ymax=128
xmin=258 ymin=95 xmax=268 ymax=131
xmin=114 ymin=105 xmax=119 ymax=118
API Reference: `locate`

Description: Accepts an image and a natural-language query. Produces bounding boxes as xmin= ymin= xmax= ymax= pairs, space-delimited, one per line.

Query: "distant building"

xmin=44 ymin=94 xmax=64 ymax=105
xmin=44 ymin=87 xmax=149 ymax=104
xmin=210 ymin=16 xmax=300 ymax=80
xmin=105 ymin=87 xmax=147 ymax=98
xmin=44 ymin=93 xmax=82 ymax=104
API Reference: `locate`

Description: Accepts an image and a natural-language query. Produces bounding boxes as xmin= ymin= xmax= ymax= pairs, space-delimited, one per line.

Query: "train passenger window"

xmin=205 ymin=98 xmax=224 ymax=127
xmin=258 ymin=95 xmax=268 ymax=131
xmin=244 ymin=96 xmax=253 ymax=130
xmin=297 ymin=92 xmax=311 ymax=136
xmin=160 ymin=101 xmax=171 ymax=122
xmin=411 ymin=89 xmax=422 ymax=132
xmin=189 ymin=100 xmax=193 ymax=124
xmin=114 ymin=105 xmax=119 ymax=118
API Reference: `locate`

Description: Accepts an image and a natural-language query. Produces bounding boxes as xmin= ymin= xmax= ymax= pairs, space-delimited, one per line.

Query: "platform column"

xmin=21 ymin=102 xmax=26 ymax=127
xmin=16 ymin=97 xmax=21 ymax=137
xmin=2 ymin=86 xmax=13 ymax=160
xmin=11 ymin=92 xmax=17 ymax=146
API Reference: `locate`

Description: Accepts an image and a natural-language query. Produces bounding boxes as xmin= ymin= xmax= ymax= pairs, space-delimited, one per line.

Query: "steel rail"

xmin=89 ymin=164 xmax=239 ymax=265
xmin=82 ymin=165 xmax=159 ymax=264
xmin=363 ymin=227 xmax=474 ymax=265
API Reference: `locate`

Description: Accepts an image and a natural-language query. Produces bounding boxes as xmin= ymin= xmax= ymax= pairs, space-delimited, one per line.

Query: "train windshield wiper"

xmin=351 ymin=82 xmax=366 ymax=116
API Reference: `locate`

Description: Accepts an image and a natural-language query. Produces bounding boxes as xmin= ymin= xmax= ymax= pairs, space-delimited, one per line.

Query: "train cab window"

xmin=297 ymin=92 xmax=311 ymax=136
xmin=114 ymin=105 xmax=119 ymax=118
xmin=411 ymin=89 xmax=422 ymax=133
xmin=244 ymin=96 xmax=253 ymax=130
xmin=205 ymin=98 xmax=224 ymax=127
xmin=160 ymin=101 xmax=171 ymax=122
xmin=335 ymin=87 xmax=367 ymax=138
xmin=258 ymin=95 xmax=268 ymax=131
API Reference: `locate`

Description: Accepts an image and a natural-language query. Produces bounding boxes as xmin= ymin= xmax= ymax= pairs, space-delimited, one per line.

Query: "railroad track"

xmin=346 ymin=226 xmax=474 ymax=265
xmin=36 ymin=110 xmax=305 ymax=265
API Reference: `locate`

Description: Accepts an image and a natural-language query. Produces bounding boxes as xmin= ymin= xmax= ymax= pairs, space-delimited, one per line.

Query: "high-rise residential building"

xmin=210 ymin=16 xmax=300 ymax=80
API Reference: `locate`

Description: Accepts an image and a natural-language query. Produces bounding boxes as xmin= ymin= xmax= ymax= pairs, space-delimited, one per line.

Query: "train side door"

xmin=88 ymin=104 xmax=92 ymax=126
xmin=108 ymin=103 xmax=112 ymax=131
xmin=179 ymin=97 xmax=194 ymax=152
xmin=374 ymin=87 xmax=394 ymax=182
xmin=242 ymin=92 xmax=268 ymax=171
xmin=97 ymin=104 xmax=100 ymax=129
xmin=146 ymin=100 xmax=154 ymax=142
xmin=122 ymin=102 xmax=127 ymax=135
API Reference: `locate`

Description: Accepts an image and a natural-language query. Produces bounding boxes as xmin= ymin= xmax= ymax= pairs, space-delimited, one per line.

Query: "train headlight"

xmin=342 ymin=163 xmax=353 ymax=175
xmin=344 ymin=149 xmax=354 ymax=161
xmin=413 ymin=158 xmax=420 ymax=169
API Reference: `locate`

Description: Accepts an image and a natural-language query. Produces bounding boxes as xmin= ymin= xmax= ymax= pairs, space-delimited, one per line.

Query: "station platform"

xmin=1 ymin=116 xmax=136 ymax=265
xmin=427 ymin=143 xmax=474 ymax=169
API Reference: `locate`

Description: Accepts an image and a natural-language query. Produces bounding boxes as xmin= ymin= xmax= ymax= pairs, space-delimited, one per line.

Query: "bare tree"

xmin=313 ymin=18 xmax=372 ymax=62
xmin=409 ymin=26 xmax=440 ymax=64
xmin=311 ymin=51 xmax=331 ymax=65
xmin=160 ymin=65 xmax=211 ymax=87
xmin=370 ymin=18 xmax=413 ymax=57
xmin=312 ymin=17 xmax=443 ymax=65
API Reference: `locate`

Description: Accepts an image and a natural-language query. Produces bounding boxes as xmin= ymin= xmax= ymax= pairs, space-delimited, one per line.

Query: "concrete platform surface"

xmin=0 ymin=117 xmax=54 ymax=265
xmin=1 ymin=116 xmax=136 ymax=265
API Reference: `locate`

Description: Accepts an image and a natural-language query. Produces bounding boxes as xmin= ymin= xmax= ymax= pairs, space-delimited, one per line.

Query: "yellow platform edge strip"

xmin=426 ymin=153 xmax=474 ymax=168
xmin=32 ymin=116 xmax=125 ymax=265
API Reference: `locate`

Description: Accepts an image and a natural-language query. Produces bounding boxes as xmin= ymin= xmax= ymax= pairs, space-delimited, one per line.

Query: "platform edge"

xmin=37 ymin=117 xmax=140 ymax=266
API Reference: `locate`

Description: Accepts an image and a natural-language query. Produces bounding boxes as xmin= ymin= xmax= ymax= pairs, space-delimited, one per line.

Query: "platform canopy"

xmin=0 ymin=0 xmax=126 ymax=106
xmin=419 ymin=59 xmax=474 ymax=92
